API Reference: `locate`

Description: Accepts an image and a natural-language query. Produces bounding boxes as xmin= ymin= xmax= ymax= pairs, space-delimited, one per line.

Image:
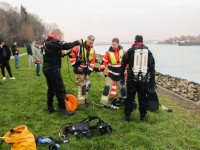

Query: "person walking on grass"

xmin=27 ymin=42 xmax=34 ymax=66
xmin=32 ymin=42 xmax=42 ymax=76
xmin=11 ymin=41 xmax=19 ymax=69
xmin=0 ymin=40 xmax=16 ymax=80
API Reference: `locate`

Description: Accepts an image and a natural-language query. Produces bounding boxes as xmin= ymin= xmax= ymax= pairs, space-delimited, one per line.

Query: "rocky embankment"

xmin=156 ymin=72 xmax=200 ymax=103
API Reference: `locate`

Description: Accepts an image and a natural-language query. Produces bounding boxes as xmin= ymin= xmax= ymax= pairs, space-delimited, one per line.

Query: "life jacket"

xmin=108 ymin=45 xmax=124 ymax=65
xmin=1 ymin=125 xmax=36 ymax=150
xmin=81 ymin=41 xmax=94 ymax=62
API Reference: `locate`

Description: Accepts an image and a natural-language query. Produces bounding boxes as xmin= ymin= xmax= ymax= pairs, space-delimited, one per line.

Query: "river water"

xmin=95 ymin=44 xmax=200 ymax=84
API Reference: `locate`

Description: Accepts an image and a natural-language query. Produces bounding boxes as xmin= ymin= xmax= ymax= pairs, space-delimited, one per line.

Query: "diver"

xmin=119 ymin=35 xmax=156 ymax=122
xmin=99 ymin=38 xmax=127 ymax=105
xmin=43 ymin=29 xmax=82 ymax=115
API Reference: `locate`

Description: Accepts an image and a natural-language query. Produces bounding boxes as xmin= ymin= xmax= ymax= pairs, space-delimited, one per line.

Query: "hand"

xmin=37 ymin=137 xmax=52 ymax=143
xmin=0 ymin=64 xmax=2 ymax=66
xmin=77 ymin=67 xmax=83 ymax=72
xmin=85 ymin=74 xmax=90 ymax=81
xmin=99 ymin=72 xmax=103 ymax=77
xmin=0 ymin=44 xmax=2 ymax=48
xmin=64 ymin=51 xmax=71 ymax=56
xmin=119 ymin=79 xmax=125 ymax=86
xmin=149 ymin=83 xmax=156 ymax=94
xmin=79 ymin=39 xmax=83 ymax=45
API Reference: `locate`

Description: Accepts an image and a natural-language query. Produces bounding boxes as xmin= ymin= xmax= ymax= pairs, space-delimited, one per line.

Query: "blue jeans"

xmin=36 ymin=63 xmax=41 ymax=76
xmin=14 ymin=55 xmax=19 ymax=68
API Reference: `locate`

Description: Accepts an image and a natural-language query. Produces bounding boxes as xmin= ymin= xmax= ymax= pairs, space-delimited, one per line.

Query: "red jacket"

xmin=70 ymin=43 xmax=96 ymax=75
xmin=99 ymin=45 xmax=126 ymax=81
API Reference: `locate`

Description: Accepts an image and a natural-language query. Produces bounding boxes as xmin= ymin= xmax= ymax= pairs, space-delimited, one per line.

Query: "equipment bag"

xmin=60 ymin=116 xmax=112 ymax=139
xmin=0 ymin=125 xmax=36 ymax=150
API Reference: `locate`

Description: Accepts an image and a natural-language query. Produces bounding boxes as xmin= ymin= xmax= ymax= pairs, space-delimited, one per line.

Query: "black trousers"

xmin=1 ymin=59 xmax=12 ymax=77
xmin=124 ymin=81 xmax=148 ymax=115
xmin=43 ymin=68 xmax=66 ymax=109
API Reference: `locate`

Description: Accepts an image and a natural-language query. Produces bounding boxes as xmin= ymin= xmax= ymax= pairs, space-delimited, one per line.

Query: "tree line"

xmin=0 ymin=2 xmax=61 ymax=46
xmin=164 ymin=34 xmax=200 ymax=44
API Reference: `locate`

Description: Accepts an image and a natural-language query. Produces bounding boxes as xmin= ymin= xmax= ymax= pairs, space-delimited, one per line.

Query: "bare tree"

xmin=17 ymin=22 xmax=36 ymax=45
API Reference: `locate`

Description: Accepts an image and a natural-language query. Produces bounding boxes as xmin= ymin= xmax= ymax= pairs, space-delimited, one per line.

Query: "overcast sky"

xmin=3 ymin=0 xmax=200 ymax=42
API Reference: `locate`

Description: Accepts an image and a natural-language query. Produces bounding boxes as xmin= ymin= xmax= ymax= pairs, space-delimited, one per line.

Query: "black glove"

xmin=149 ymin=83 xmax=156 ymax=94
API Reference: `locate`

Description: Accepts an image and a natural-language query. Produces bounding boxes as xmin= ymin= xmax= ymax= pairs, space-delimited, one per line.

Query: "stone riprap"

xmin=156 ymin=72 xmax=200 ymax=102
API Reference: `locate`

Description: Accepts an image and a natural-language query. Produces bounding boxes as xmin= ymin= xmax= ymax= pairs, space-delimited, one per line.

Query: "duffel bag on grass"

xmin=0 ymin=125 xmax=36 ymax=150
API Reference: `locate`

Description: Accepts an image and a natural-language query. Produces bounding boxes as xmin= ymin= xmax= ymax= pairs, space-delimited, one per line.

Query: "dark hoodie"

xmin=0 ymin=44 xmax=11 ymax=61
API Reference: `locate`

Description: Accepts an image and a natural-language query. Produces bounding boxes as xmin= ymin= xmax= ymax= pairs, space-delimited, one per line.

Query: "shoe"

xmin=59 ymin=108 xmax=74 ymax=115
xmin=10 ymin=77 xmax=16 ymax=79
xmin=36 ymin=74 xmax=41 ymax=76
xmin=140 ymin=118 xmax=147 ymax=123
xmin=3 ymin=77 xmax=6 ymax=80
xmin=48 ymin=107 xmax=57 ymax=113
xmin=122 ymin=111 xmax=131 ymax=122
xmin=0 ymin=82 xmax=4 ymax=85
xmin=15 ymin=67 xmax=19 ymax=69
xmin=84 ymin=99 xmax=90 ymax=107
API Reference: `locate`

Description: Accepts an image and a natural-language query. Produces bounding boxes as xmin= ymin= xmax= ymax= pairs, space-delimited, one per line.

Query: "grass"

xmin=0 ymin=54 xmax=200 ymax=150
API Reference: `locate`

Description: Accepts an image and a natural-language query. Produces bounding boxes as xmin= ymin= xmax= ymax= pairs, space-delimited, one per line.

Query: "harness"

xmin=59 ymin=116 xmax=112 ymax=138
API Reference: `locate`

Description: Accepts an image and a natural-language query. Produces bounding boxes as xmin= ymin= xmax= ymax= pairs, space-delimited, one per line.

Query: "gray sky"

xmin=3 ymin=0 xmax=200 ymax=42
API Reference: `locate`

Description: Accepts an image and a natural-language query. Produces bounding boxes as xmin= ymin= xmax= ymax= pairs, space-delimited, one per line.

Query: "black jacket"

xmin=43 ymin=36 xmax=80 ymax=71
xmin=27 ymin=45 xmax=32 ymax=55
xmin=120 ymin=43 xmax=155 ymax=83
xmin=0 ymin=45 xmax=11 ymax=61
xmin=11 ymin=45 xmax=17 ymax=55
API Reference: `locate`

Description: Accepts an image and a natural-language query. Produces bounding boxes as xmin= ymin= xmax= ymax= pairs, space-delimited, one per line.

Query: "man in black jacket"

xmin=43 ymin=29 xmax=82 ymax=115
xmin=119 ymin=35 xmax=156 ymax=122
xmin=27 ymin=43 xmax=34 ymax=66
xmin=0 ymin=40 xmax=16 ymax=80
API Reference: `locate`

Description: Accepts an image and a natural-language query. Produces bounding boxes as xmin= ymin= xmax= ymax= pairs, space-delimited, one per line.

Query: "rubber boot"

xmin=59 ymin=108 xmax=75 ymax=115
xmin=48 ymin=107 xmax=57 ymax=113
xmin=122 ymin=111 xmax=131 ymax=122
xmin=140 ymin=113 xmax=147 ymax=123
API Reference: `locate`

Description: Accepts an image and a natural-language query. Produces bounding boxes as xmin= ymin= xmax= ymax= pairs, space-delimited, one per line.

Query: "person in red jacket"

xmin=99 ymin=38 xmax=127 ymax=105
xmin=69 ymin=35 xmax=96 ymax=106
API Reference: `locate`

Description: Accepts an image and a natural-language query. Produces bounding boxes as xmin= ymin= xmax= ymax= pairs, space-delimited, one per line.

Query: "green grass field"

xmin=0 ymin=54 xmax=200 ymax=150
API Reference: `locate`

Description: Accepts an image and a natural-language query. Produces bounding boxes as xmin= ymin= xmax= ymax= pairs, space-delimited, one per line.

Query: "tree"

xmin=17 ymin=22 xmax=36 ymax=44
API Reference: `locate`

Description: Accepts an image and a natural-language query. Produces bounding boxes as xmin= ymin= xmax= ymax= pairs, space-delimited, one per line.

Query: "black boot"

xmin=122 ymin=111 xmax=131 ymax=122
xmin=59 ymin=108 xmax=75 ymax=115
xmin=140 ymin=113 xmax=147 ymax=123
xmin=84 ymin=99 xmax=90 ymax=107
xmin=48 ymin=107 xmax=57 ymax=113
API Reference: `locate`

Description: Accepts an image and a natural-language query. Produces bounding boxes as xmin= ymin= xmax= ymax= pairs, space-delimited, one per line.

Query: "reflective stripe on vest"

xmin=108 ymin=46 xmax=124 ymax=65
xmin=81 ymin=41 xmax=94 ymax=61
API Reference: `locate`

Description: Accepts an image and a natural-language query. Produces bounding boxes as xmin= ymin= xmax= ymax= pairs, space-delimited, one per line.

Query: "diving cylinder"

xmin=133 ymin=49 xmax=142 ymax=78
xmin=141 ymin=49 xmax=148 ymax=77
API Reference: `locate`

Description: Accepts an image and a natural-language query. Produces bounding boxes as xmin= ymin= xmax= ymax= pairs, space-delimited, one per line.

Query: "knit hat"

xmin=134 ymin=35 xmax=143 ymax=43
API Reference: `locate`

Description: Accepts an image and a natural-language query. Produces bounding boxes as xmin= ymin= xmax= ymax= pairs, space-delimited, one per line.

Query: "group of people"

xmin=0 ymin=39 xmax=43 ymax=85
xmin=42 ymin=29 xmax=156 ymax=122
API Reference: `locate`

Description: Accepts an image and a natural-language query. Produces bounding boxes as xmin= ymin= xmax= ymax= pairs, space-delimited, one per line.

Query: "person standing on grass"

xmin=11 ymin=41 xmax=19 ymax=69
xmin=43 ymin=29 xmax=82 ymax=115
xmin=27 ymin=42 xmax=34 ymax=66
xmin=32 ymin=42 xmax=42 ymax=76
xmin=69 ymin=35 xmax=96 ymax=107
xmin=0 ymin=40 xmax=16 ymax=80
xmin=98 ymin=38 xmax=127 ymax=106
xmin=119 ymin=35 xmax=156 ymax=123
